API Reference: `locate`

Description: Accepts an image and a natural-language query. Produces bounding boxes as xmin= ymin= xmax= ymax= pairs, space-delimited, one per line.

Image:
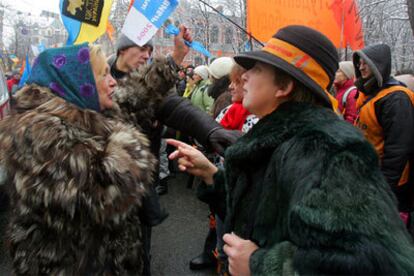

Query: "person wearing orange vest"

xmin=353 ymin=44 xmax=414 ymax=220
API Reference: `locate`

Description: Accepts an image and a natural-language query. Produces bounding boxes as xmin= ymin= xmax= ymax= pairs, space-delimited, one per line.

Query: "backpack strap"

xmin=342 ymin=86 xmax=356 ymax=107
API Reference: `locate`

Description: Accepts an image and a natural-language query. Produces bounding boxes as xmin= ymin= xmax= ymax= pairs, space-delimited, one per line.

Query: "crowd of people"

xmin=0 ymin=21 xmax=414 ymax=276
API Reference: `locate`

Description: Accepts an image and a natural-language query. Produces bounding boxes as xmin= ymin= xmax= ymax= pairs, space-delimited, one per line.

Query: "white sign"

xmin=121 ymin=0 xmax=178 ymax=46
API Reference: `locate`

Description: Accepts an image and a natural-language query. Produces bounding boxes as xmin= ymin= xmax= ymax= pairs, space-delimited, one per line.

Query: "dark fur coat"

xmin=201 ymin=101 xmax=414 ymax=275
xmin=109 ymin=57 xmax=176 ymax=137
xmin=0 ymin=85 xmax=156 ymax=275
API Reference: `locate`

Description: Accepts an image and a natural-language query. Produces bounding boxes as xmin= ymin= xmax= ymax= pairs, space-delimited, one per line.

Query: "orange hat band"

xmin=263 ymin=38 xmax=330 ymax=92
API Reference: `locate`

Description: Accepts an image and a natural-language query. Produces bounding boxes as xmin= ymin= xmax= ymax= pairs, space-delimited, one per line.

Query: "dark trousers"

xmin=139 ymin=179 xmax=169 ymax=276
xmin=142 ymin=225 xmax=152 ymax=276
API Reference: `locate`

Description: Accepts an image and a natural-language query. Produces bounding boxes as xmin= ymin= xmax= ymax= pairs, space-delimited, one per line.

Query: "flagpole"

xmin=340 ymin=0 xmax=345 ymax=60
xmin=195 ymin=0 xmax=264 ymax=46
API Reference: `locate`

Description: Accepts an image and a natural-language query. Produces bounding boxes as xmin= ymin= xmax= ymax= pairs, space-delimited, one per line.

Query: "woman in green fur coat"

xmin=168 ymin=25 xmax=414 ymax=275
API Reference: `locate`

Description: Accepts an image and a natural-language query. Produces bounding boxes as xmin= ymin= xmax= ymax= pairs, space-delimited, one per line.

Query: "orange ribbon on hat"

xmin=263 ymin=38 xmax=338 ymax=111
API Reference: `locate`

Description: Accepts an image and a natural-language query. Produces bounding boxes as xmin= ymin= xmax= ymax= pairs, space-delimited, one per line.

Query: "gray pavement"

xmin=0 ymin=173 xmax=215 ymax=276
xmin=151 ymin=173 xmax=215 ymax=276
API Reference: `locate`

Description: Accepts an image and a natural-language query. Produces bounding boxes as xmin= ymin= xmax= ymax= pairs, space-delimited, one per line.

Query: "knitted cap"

xmin=194 ymin=65 xmax=209 ymax=80
xmin=234 ymin=25 xmax=339 ymax=108
xmin=339 ymin=61 xmax=355 ymax=79
xmin=208 ymin=57 xmax=235 ymax=79
xmin=116 ymin=34 xmax=154 ymax=54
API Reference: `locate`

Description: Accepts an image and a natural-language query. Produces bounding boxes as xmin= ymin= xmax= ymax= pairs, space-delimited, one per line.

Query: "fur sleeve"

xmin=250 ymin=140 xmax=414 ymax=275
xmin=0 ymin=111 xmax=155 ymax=224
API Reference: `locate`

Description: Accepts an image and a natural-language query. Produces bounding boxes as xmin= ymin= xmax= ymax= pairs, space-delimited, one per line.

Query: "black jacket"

xmin=353 ymin=44 xmax=414 ymax=209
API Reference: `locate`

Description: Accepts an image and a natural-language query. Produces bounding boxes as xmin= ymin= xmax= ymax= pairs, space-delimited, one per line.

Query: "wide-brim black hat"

xmin=234 ymin=25 xmax=339 ymax=108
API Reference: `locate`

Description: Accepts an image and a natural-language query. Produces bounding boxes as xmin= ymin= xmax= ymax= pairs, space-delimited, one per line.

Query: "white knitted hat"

xmin=194 ymin=65 xmax=209 ymax=80
xmin=339 ymin=61 xmax=355 ymax=80
xmin=208 ymin=57 xmax=235 ymax=79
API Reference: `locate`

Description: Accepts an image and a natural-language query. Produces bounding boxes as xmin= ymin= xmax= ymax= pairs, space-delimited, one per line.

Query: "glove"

xmin=207 ymin=127 xmax=243 ymax=156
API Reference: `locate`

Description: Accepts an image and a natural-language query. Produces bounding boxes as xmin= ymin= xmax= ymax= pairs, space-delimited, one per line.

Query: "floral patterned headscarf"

xmin=26 ymin=43 xmax=100 ymax=112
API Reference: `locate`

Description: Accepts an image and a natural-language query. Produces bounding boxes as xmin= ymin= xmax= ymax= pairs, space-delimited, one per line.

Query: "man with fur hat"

xmin=107 ymin=26 xmax=241 ymax=275
xmin=168 ymin=25 xmax=414 ymax=275
xmin=353 ymin=44 xmax=414 ymax=223
xmin=334 ymin=61 xmax=358 ymax=123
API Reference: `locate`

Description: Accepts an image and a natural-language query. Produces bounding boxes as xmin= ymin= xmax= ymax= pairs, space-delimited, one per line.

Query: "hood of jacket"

xmin=353 ymin=44 xmax=392 ymax=94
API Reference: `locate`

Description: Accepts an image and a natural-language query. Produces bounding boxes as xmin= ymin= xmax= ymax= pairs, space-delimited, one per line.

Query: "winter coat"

xmin=353 ymin=44 xmax=414 ymax=210
xmin=0 ymin=85 xmax=155 ymax=275
xmin=208 ymin=76 xmax=232 ymax=119
xmin=334 ymin=79 xmax=358 ymax=123
xmin=200 ymin=101 xmax=414 ymax=275
xmin=176 ymin=78 xmax=186 ymax=96
xmin=212 ymin=91 xmax=232 ymax=119
xmin=190 ymin=79 xmax=214 ymax=114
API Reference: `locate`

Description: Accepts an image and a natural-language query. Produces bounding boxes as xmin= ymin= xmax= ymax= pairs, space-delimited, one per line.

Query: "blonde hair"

xmin=89 ymin=44 xmax=107 ymax=80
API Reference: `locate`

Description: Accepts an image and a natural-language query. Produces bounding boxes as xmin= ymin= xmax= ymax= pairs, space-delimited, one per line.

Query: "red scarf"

xmin=220 ymin=102 xmax=250 ymax=130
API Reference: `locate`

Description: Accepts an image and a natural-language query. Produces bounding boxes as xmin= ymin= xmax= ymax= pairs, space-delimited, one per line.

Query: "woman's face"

xmin=229 ymin=79 xmax=244 ymax=103
xmin=241 ymin=62 xmax=281 ymax=118
xmin=94 ymin=60 xmax=117 ymax=110
xmin=334 ymin=69 xmax=348 ymax=86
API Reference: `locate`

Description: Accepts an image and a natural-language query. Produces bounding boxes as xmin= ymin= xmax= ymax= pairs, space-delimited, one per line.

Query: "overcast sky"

xmin=3 ymin=0 xmax=60 ymax=14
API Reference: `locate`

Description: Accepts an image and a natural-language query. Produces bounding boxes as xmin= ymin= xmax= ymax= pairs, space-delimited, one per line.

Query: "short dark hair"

xmin=272 ymin=67 xmax=324 ymax=106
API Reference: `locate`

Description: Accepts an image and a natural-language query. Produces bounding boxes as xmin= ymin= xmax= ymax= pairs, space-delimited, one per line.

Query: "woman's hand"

xmin=167 ymin=139 xmax=218 ymax=184
xmin=223 ymin=233 xmax=259 ymax=276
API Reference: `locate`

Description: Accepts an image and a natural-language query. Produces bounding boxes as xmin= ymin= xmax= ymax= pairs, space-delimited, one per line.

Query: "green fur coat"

xmin=201 ymin=101 xmax=414 ymax=275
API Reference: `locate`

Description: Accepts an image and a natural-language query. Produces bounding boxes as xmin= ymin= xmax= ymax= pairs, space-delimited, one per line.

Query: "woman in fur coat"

xmin=168 ymin=25 xmax=414 ymax=275
xmin=0 ymin=44 xmax=155 ymax=275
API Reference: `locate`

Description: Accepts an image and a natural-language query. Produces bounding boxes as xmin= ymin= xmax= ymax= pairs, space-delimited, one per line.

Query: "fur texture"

xmin=109 ymin=57 xmax=177 ymax=134
xmin=0 ymin=85 xmax=156 ymax=275
xmin=204 ymin=102 xmax=414 ymax=275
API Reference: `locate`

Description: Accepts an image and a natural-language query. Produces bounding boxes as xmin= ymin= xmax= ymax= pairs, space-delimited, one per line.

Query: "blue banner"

xmin=165 ymin=24 xmax=211 ymax=58
xmin=134 ymin=0 xmax=179 ymax=28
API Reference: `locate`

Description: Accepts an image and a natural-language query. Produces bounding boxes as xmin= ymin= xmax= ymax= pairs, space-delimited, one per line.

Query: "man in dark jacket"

xmin=107 ymin=26 xmax=240 ymax=275
xmin=353 ymin=44 xmax=414 ymax=218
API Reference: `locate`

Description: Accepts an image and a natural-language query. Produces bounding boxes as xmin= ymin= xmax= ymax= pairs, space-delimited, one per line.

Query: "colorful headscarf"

xmin=26 ymin=43 xmax=100 ymax=112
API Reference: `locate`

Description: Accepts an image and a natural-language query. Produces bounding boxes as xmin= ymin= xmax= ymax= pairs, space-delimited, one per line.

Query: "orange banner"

xmin=106 ymin=20 xmax=115 ymax=41
xmin=247 ymin=0 xmax=364 ymax=50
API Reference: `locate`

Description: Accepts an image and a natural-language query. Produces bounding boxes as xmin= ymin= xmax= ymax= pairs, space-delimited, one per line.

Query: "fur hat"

xmin=116 ymin=34 xmax=154 ymax=54
xmin=339 ymin=61 xmax=355 ymax=80
xmin=234 ymin=25 xmax=339 ymax=107
xmin=194 ymin=65 xmax=209 ymax=80
xmin=208 ymin=57 xmax=235 ymax=79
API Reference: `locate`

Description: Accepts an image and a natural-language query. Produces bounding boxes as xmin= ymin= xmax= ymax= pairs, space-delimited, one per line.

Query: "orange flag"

xmin=246 ymin=0 xmax=364 ymax=50
xmin=128 ymin=0 xmax=135 ymax=11
xmin=106 ymin=20 xmax=115 ymax=41
xmin=19 ymin=59 xmax=25 ymax=75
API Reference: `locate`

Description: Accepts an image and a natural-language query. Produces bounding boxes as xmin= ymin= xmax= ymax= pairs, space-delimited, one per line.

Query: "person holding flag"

xmin=107 ymin=23 xmax=241 ymax=275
